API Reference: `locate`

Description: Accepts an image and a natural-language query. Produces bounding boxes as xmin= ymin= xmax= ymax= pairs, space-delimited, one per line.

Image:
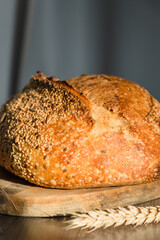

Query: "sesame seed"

xmin=46 ymin=114 xmax=52 ymax=123
xmin=15 ymin=134 xmax=20 ymax=143
xmin=0 ymin=113 xmax=6 ymax=123
xmin=55 ymin=163 xmax=60 ymax=167
xmin=48 ymin=76 xmax=59 ymax=82
xmin=39 ymin=177 xmax=44 ymax=181
xmin=17 ymin=122 xmax=23 ymax=130
xmin=88 ymin=177 xmax=92 ymax=182
xmin=153 ymin=168 xmax=158 ymax=172
xmin=50 ymin=179 xmax=56 ymax=185
xmin=30 ymin=108 xmax=36 ymax=112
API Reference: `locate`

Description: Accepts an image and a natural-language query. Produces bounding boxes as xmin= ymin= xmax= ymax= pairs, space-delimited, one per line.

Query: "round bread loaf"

xmin=0 ymin=72 xmax=160 ymax=189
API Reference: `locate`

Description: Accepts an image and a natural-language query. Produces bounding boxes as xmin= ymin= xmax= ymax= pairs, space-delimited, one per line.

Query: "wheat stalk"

xmin=67 ymin=206 xmax=160 ymax=231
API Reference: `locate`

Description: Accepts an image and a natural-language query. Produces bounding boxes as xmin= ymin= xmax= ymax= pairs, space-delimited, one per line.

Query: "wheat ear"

xmin=67 ymin=206 xmax=160 ymax=231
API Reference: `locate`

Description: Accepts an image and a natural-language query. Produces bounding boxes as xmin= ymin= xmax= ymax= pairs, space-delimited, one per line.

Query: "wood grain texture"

xmin=1 ymin=167 xmax=160 ymax=217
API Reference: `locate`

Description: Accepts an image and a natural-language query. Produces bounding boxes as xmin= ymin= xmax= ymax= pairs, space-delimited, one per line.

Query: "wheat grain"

xmin=67 ymin=206 xmax=160 ymax=231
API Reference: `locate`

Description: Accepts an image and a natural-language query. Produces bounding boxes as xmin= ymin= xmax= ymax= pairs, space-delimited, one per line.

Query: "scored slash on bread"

xmin=0 ymin=72 xmax=160 ymax=189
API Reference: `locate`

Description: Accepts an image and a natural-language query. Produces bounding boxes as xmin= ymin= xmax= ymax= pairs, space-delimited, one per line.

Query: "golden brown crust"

xmin=0 ymin=72 xmax=160 ymax=189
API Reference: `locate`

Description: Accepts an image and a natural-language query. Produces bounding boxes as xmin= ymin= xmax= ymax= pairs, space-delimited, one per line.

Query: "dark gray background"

xmin=0 ymin=0 xmax=160 ymax=106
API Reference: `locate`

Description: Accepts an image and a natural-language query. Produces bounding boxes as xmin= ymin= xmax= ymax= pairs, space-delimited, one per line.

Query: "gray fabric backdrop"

xmin=0 ymin=0 xmax=160 ymax=106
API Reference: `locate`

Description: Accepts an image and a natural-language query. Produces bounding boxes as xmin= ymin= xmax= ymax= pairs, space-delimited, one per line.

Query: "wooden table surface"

xmin=1 ymin=198 xmax=160 ymax=240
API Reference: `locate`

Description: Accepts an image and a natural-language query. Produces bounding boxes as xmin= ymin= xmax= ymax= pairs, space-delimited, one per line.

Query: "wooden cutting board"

xmin=0 ymin=166 xmax=160 ymax=217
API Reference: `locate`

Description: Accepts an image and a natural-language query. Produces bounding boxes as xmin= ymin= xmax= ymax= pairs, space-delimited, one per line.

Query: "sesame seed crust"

xmin=0 ymin=72 xmax=160 ymax=189
xmin=0 ymin=72 xmax=94 ymax=188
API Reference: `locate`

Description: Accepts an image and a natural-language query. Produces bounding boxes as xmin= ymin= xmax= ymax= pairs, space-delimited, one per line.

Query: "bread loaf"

xmin=0 ymin=72 xmax=160 ymax=189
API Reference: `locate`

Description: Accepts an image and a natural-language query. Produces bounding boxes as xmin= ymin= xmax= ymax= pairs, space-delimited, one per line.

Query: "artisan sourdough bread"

xmin=0 ymin=72 xmax=160 ymax=189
